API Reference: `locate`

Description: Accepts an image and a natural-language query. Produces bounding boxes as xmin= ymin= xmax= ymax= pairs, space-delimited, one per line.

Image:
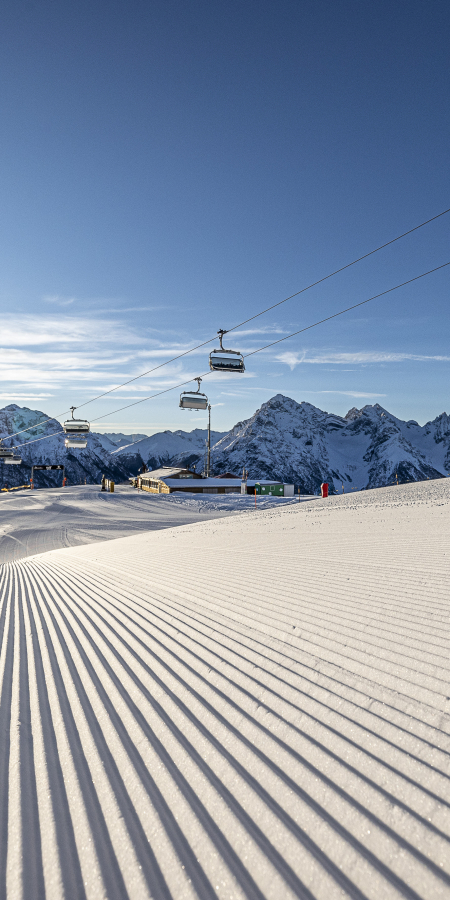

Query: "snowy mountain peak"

xmin=344 ymin=407 xmax=362 ymax=421
xmin=0 ymin=405 xmax=60 ymax=444
xmin=211 ymin=397 xmax=450 ymax=492
xmin=259 ymin=393 xmax=326 ymax=418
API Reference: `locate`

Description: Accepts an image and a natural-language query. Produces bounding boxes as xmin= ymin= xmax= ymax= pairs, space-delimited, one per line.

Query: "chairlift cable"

xmin=225 ymin=207 xmax=450 ymax=335
xmin=243 ymin=260 xmax=450 ymax=360
xmin=89 ymin=259 xmax=450 ymax=453
xmin=10 ymin=429 xmax=65 ymax=449
xmin=14 ymin=258 xmax=450 ymax=451
xmin=64 ymin=205 xmax=450 ymax=407
xmin=2 ymin=205 xmax=449 ymax=443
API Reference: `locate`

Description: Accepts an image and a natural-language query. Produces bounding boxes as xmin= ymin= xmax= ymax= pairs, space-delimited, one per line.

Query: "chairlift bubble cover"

xmin=63 ymin=420 xmax=90 ymax=434
xmin=179 ymin=392 xmax=208 ymax=409
xmin=209 ymin=352 xmax=245 ymax=372
xmin=65 ymin=437 xmax=88 ymax=449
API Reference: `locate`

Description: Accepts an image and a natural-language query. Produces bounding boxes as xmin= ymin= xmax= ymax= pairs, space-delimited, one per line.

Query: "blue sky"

xmin=0 ymin=0 xmax=449 ymax=434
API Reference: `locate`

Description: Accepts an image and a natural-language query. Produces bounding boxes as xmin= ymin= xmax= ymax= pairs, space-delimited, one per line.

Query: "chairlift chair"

xmin=0 ymin=442 xmax=21 ymax=464
xmin=209 ymin=330 xmax=245 ymax=373
xmin=63 ymin=407 xmax=90 ymax=448
xmin=179 ymin=377 xmax=208 ymax=410
xmin=63 ymin=407 xmax=90 ymax=435
xmin=65 ymin=436 xmax=88 ymax=449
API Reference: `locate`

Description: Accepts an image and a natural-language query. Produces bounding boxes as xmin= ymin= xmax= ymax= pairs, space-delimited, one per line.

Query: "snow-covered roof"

xmin=160 ymin=478 xmax=285 ymax=487
xmin=142 ymin=467 xmax=201 ymax=479
xmin=164 ymin=477 xmax=241 ymax=487
xmin=141 ymin=470 xmax=288 ymax=487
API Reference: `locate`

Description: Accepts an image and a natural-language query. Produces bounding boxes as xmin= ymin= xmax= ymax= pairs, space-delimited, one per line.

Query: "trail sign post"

xmin=30 ymin=465 xmax=65 ymax=489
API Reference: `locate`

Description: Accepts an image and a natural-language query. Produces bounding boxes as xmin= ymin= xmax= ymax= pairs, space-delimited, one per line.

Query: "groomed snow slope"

xmin=0 ymin=485 xmax=280 ymax=564
xmin=1 ymin=480 xmax=449 ymax=899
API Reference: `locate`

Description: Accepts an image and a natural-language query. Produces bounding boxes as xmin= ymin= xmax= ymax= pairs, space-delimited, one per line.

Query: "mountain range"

xmin=97 ymin=432 xmax=149 ymax=449
xmin=0 ymin=405 xmax=131 ymax=488
xmin=0 ymin=397 xmax=449 ymax=492
xmin=113 ymin=427 xmax=226 ymax=475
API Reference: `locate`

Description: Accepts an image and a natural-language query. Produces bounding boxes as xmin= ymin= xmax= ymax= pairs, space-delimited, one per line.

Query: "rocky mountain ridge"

xmin=209 ymin=395 xmax=450 ymax=492
xmin=98 ymin=432 xmax=149 ymax=449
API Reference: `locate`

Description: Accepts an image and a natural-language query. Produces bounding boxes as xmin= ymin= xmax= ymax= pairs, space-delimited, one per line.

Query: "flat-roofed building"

xmin=135 ymin=467 xmax=294 ymax=496
xmin=137 ymin=467 xmax=202 ymax=493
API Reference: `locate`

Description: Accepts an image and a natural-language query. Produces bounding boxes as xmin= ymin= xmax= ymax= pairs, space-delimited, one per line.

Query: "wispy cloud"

xmin=306 ymin=390 xmax=387 ymax=398
xmin=5 ymin=309 xmax=429 ymax=418
xmin=44 ymin=295 xmax=76 ymax=307
xmin=0 ymin=393 xmax=53 ymax=400
xmin=44 ymin=297 xmax=160 ymax=313
xmin=276 ymin=350 xmax=450 ymax=368
xmin=276 ymin=351 xmax=306 ymax=370
xmin=106 ymin=306 xmax=171 ymax=314
xmin=0 ymin=343 xmax=215 ymax=394
xmin=134 ymin=347 xmax=203 ymax=359
xmin=0 ymin=315 xmax=143 ymax=347
xmin=228 ymin=325 xmax=289 ymax=337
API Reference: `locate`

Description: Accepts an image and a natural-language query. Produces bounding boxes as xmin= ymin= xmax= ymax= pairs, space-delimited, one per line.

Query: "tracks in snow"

xmin=0 ymin=479 xmax=449 ymax=898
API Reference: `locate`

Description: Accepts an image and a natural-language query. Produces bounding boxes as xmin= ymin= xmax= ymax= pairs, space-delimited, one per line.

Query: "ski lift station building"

xmin=135 ymin=467 xmax=294 ymax=496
